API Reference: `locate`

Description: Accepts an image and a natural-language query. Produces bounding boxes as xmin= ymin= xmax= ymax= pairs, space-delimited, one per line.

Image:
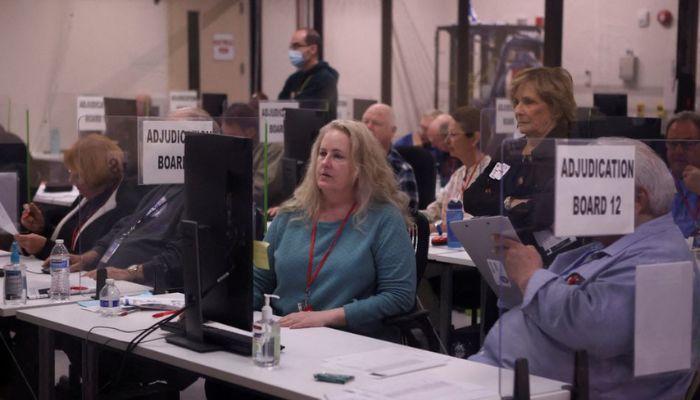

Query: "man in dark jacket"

xmin=279 ymin=28 xmax=339 ymax=120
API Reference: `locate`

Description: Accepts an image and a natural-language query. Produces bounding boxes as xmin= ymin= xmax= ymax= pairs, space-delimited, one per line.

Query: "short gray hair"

xmin=666 ymin=111 xmax=700 ymax=137
xmin=595 ymin=137 xmax=675 ymax=217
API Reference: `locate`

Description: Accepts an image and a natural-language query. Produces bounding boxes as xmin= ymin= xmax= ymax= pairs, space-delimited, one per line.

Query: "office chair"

xmin=395 ymin=146 xmax=436 ymax=209
xmin=385 ymin=211 xmax=445 ymax=353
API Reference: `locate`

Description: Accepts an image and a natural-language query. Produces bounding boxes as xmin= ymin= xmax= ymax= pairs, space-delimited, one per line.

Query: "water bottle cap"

xmin=105 ymin=278 xmax=115 ymax=285
xmin=447 ymin=200 xmax=463 ymax=209
xmin=56 ymin=239 xmax=64 ymax=244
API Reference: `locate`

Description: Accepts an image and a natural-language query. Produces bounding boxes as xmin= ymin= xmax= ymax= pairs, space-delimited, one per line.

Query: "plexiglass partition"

xmin=453 ymin=109 xmax=700 ymax=398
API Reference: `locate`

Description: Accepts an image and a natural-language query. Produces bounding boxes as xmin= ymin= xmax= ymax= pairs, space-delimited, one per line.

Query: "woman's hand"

xmin=279 ymin=308 xmax=345 ymax=329
xmin=20 ymin=203 xmax=45 ymax=233
xmin=14 ymin=233 xmax=47 ymax=255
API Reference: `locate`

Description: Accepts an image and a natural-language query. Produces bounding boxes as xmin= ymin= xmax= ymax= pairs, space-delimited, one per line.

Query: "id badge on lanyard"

xmin=98 ymin=236 xmax=124 ymax=268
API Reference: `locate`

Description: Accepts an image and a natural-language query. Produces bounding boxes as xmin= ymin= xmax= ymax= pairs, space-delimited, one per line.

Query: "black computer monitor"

xmin=166 ymin=133 xmax=253 ymax=353
xmin=281 ymin=108 xmax=328 ymax=198
xmin=593 ymin=93 xmax=628 ymax=117
xmin=201 ymin=93 xmax=228 ymax=118
xmin=572 ymin=116 xmax=665 ymax=161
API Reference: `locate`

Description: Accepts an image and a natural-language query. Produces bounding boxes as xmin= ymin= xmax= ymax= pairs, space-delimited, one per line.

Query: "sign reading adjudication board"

xmin=139 ymin=120 xmax=214 ymax=185
xmin=169 ymin=91 xmax=198 ymax=112
xmin=495 ymin=98 xmax=516 ymax=134
xmin=554 ymin=144 xmax=635 ymax=237
xmin=258 ymin=101 xmax=299 ymax=143
xmin=77 ymin=95 xmax=106 ymax=132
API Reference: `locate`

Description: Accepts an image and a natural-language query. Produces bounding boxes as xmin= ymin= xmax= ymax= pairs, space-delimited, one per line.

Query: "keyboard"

xmin=161 ymin=321 xmax=252 ymax=356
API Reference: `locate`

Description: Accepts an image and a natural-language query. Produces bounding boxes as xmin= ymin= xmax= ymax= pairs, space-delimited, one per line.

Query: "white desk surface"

xmin=18 ymin=304 xmax=570 ymax=400
xmin=0 ymin=256 xmax=151 ymax=317
xmin=428 ymin=243 xmax=475 ymax=267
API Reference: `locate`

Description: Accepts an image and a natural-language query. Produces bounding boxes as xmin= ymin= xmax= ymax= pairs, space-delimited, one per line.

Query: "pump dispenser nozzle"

xmin=261 ymin=294 xmax=280 ymax=321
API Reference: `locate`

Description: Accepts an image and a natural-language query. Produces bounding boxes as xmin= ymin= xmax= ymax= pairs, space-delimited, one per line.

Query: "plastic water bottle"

xmin=446 ymin=200 xmax=464 ymax=248
xmin=4 ymin=241 xmax=27 ymax=305
xmin=99 ymin=278 xmax=121 ymax=317
xmin=49 ymin=239 xmax=71 ymax=302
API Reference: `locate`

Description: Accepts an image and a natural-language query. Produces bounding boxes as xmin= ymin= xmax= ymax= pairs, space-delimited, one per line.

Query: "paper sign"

xmin=634 ymin=261 xmax=693 ymax=376
xmin=253 ymin=240 xmax=270 ymax=270
xmin=169 ymin=91 xmax=198 ymax=112
xmin=495 ymin=98 xmax=516 ymax=134
xmin=336 ymin=96 xmax=352 ymax=120
xmin=555 ymin=144 xmax=635 ymax=236
xmin=258 ymin=101 xmax=299 ymax=144
xmin=77 ymin=96 xmax=106 ymax=132
xmin=139 ymin=120 xmax=214 ymax=185
xmin=213 ymin=33 xmax=234 ymax=61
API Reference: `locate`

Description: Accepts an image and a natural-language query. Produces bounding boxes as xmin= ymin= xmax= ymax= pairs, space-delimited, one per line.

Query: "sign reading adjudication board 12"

xmin=140 ymin=120 xmax=214 ymax=185
xmin=554 ymin=144 xmax=635 ymax=237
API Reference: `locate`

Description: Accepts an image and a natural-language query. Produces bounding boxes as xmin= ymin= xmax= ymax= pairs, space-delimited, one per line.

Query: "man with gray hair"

xmin=362 ymin=103 xmax=419 ymax=211
xmin=471 ymin=138 xmax=699 ymax=399
xmin=666 ymin=111 xmax=700 ymax=238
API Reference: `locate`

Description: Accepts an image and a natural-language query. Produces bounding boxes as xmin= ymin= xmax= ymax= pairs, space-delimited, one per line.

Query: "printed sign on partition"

xmin=213 ymin=33 xmax=235 ymax=61
xmin=77 ymin=96 xmax=106 ymax=132
xmin=258 ymin=101 xmax=299 ymax=144
xmin=169 ymin=91 xmax=198 ymax=112
xmin=495 ymin=98 xmax=516 ymax=134
xmin=336 ymin=96 xmax=352 ymax=120
xmin=554 ymin=144 xmax=635 ymax=236
xmin=139 ymin=120 xmax=213 ymax=185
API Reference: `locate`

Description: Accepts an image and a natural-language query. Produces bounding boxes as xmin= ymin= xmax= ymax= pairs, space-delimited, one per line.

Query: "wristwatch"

xmin=503 ymin=196 xmax=513 ymax=211
xmin=127 ymin=264 xmax=142 ymax=278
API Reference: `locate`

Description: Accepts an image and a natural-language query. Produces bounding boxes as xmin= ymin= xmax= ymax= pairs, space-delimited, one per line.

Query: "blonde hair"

xmin=279 ymin=119 xmax=411 ymax=226
xmin=509 ymin=66 xmax=576 ymax=129
xmin=64 ymin=134 xmax=124 ymax=190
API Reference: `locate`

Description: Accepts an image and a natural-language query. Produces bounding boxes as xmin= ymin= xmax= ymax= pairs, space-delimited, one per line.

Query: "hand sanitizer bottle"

xmin=4 ymin=241 xmax=27 ymax=305
xmin=252 ymin=294 xmax=280 ymax=367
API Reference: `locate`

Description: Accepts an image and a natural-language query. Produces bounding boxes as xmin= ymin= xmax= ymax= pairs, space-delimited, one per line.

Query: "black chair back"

xmin=395 ymin=146 xmax=436 ymax=209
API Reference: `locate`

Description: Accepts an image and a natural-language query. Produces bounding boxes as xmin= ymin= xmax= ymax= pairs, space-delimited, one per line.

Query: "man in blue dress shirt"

xmin=471 ymin=138 xmax=700 ymax=399
xmin=667 ymin=111 xmax=700 ymax=238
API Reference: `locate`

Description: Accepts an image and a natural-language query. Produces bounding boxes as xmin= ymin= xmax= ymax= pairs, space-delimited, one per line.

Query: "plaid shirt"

xmin=386 ymin=148 xmax=419 ymax=212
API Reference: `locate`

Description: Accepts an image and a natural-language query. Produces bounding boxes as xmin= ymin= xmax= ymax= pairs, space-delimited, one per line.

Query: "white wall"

xmin=0 ymin=0 xmax=169 ymax=153
xmin=563 ymin=0 xmax=678 ymax=116
xmin=261 ymin=0 xmax=297 ymax=100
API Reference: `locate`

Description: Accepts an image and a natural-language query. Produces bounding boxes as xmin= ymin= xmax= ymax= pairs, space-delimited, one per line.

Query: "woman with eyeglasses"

xmin=15 ymin=134 xmax=138 ymax=259
xmin=424 ymin=106 xmax=491 ymax=227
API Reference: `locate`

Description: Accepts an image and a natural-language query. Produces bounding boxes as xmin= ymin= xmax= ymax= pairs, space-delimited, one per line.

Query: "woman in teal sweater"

xmin=254 ymin=119 xmax=416 ymax=339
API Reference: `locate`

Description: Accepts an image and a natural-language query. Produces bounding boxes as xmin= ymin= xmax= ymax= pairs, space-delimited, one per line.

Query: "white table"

xmin=0 ymin=257 xmax=151 ymax=317
xmin=427 ymin=244 xmax=478 ymax=348
xmin=18 ymin=303 xmax=570 ymax=400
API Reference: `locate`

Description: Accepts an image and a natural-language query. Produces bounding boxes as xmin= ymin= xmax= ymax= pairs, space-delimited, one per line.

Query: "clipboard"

xmin=449 ymin=216 xmax=523 ymax=306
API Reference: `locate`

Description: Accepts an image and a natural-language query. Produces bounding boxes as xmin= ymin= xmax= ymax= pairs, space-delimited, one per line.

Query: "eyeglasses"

xmin=446 ymin=131 xmax=476 ymax=139
xmin=290 ymin=42 xmax=309 ymax=50
xmin=667 ymin=141 xmax=700 ymax=151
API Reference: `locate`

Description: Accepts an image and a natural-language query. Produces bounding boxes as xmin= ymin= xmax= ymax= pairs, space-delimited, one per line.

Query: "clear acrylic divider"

xmin=469 ymin=111 xmax=699 ymax=398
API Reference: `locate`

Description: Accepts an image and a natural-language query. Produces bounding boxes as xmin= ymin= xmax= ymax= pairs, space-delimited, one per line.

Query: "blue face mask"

xmin=288 ymin=50 xmax=305 ymax=68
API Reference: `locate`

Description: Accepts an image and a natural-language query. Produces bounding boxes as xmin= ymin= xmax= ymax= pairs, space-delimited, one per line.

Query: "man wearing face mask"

xmin=279 ymin=28 xmax=339 ymax=121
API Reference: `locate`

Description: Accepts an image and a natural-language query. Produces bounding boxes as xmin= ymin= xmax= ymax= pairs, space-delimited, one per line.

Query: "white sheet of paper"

xmin=324 ymin=348 xmax=450 ymax=378
xmin=324 ymin=375 xmax=496 ymax=400
xmin=0 ymin=201 xmax=18 ymax=235
xmin=634 ymin=261 xmax=693 ymax=376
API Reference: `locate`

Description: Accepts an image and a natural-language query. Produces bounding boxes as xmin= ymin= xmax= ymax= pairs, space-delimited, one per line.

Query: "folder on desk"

xmin=450 ymin=216 xmax=523 ymax=307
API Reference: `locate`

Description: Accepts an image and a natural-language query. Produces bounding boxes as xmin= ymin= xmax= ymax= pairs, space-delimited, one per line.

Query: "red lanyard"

xmin=462 ymin=155 xmax=485 ymax=192
xmin=304 ymin=203 xmax=356 ymax=311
